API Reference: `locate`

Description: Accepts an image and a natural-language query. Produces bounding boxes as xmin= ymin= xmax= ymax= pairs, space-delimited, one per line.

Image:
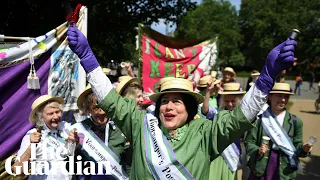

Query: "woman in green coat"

xmin=209 ymin=82 xmax=246 ymax=180
xmin=245 ymin=83 xmax=313 ymax=180
xmin=67 ymin=24 xmax=297 ymax=179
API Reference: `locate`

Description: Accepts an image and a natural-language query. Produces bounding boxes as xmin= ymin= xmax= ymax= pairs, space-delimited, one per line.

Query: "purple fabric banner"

xmin=0 ymin=52 xmax=50 ymax=160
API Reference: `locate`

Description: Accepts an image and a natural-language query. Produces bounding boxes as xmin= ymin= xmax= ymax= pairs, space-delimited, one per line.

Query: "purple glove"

xmin=256 ymin=39 xmax=297 ymax=93
xmin=67 ymin=24 xmax=99 ymax=73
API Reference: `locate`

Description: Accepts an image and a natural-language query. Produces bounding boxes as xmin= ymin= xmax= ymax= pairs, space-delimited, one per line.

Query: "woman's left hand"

xmin=303 ymin=143 xmax=313 ymax=153
xmin=67 ymin=129 xmax=79 ymax=144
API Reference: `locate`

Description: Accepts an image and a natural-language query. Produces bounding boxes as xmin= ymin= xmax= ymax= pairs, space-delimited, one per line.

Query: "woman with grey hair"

xmin=12 ymin=95 xmax=78 ymax=180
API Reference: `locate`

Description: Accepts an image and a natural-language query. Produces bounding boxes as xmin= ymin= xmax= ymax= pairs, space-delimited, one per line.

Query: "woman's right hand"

xmin=258 ymin=144 xmax=268 ymax=156
xmin=30 ymin=131 xmax=41 ymax=143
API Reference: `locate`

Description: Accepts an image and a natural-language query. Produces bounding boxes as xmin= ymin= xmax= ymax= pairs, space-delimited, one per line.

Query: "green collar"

xmin=161 ymin=124 xmax=189 ymax=143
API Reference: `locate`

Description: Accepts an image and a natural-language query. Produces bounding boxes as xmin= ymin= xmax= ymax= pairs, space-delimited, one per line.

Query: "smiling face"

xmin=269 ymin=93 xmax=290 ymax=113
xmin=159 ymin=93 xmax=188 ymax=130
xmin=42 ymin=102 xmax=62 ymax=129
xmin=223 ymin=71 xmax=234 ymax=83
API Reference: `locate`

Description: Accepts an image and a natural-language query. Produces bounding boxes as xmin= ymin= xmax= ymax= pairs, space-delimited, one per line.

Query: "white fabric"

xmin=271 ymin=110 xmax=286 ymax=150
xmin=221 ymin=143 xmax=240 ymax=172
xmin=87 ymin=67 xmax=113 ymax=103
xmin=240 ymin=84 xmax=268 ymax=121
xmin=261 ymin=110 xmax=296 ymax=160
xmin=16 ymin=121 xmax=71 ymax=180
xmin=276 ymin=110 xmax=286 ymax=126
xmin=70 ymin=122 xmax=129 ymax=179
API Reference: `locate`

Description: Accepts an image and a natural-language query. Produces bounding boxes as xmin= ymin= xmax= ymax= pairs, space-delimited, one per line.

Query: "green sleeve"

xmin=206 ymin=105 xmax=254 ymax=159
xmin=293 ymin=118 xmax=308 ymax=157
xmin=98 ymin=89 xmax=146 ymax=142
xmin=244 ymin=121 xmax=260 ymax=158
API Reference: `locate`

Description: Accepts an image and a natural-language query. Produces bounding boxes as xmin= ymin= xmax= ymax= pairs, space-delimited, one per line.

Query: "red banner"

xmin=141 ymin=35 xmax=206 ymax=93
xmin=139 ymin=24 xmax=217 ymax=95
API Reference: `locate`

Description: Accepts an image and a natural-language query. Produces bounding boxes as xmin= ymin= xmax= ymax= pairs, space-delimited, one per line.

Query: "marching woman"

xmin=221 ymin=67 xmax=237 ymax=84
xmin=209 ymin=83 xmax=246 ymax=180
xmin=245 ymin=83 xmax=313 ymax=180
xmin=75 ymin=85 xmax=130 ymax=179
xmin=67 ymin=24 xmax=297 ymax=179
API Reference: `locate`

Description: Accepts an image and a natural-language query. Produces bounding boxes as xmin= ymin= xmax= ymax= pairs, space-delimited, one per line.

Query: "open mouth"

xmin=164 ymin=113 xmax=176 ymax=121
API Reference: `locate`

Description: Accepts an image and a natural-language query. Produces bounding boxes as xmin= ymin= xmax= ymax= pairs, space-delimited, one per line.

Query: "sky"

xmin=151 ymin=0 xmax=241 ymax=35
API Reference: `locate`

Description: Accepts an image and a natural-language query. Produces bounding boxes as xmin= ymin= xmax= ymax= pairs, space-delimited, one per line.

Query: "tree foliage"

xmin=176 ymin=0 xmax=320 ymax=72
xmin=176 ymin=0 xmax=245 ymax=67
xmin=240 ymin=0 xmax=320 ymax=69
xmin=0 ymin=0 xmax=196 ymax=66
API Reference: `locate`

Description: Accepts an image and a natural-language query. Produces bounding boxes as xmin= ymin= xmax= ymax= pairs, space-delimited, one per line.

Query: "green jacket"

xmin=245 ymin=111 xmax=308 ymax=179
xmin=98 ymin=89 xmax=254 ymax=179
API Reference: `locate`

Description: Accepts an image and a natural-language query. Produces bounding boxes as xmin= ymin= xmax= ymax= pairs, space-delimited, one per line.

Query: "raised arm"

xmin=201 ymin=77 xmax=218 ymax=119
xmin=67 ymin=25 xmax=145 ymax=140
xmin=240 ymin=39 xmax=296 ymax=121
xmin=207 ymin=39 xmax=297 ymax=157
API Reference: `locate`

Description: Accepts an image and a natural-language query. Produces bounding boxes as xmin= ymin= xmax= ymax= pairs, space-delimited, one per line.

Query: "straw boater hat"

xmin=77 ymin=84 xmax=93 ymax=113
xmin=223 ymin=67 xmax=236 ymax=76
xmin=218 ymin=83 xmax=246 ymax=95
xmin=197 ymin=75 xmax=220 ymax=87
xmin=29 ymin=95 xmax=64 ymax=124
xmin=156 ymin=77 xmax=175 ymax=90
xmin=116 ymin=76 xmax=140 ymax=95
xmin=150 ymin=78 xmax=204 ymax=104
xmin=269 ymin=83 xmax=294 ymax=95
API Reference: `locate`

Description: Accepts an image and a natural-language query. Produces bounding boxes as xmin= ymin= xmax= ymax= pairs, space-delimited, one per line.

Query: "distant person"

xmin=309 ymin=72 xmax=316 ymax=91
xmin=221 ymin=67 xmax=237 ymax=85
xmin=294 ymin=73 xmax=303 ymax=95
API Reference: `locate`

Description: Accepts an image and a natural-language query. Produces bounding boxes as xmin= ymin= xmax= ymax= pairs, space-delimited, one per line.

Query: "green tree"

xmin=240 ymin=0 xmax=320 ymax=69
xmin=176 ymin=0 xmax=245 ymax=67
xmin=0 ymin=0 xmax=196 ymax=66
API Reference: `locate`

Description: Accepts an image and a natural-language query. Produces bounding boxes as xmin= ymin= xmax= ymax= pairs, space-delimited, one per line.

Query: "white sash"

xmin=71 ymin=123 xmax=129 ymax=180
xmin=221 ymin=143 xmax=240 ymax=172
xmin=45 ymin=133 xmax=66 ymax=149
xmin=143 ymin=113 xmax=195 ymax=180
xmin=261 ymin=110 xmax=298 ymax=168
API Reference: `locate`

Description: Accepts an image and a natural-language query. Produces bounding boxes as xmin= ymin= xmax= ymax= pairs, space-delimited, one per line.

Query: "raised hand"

xmin=67 ymin=24 xmax=99 ymax=73
xmin=256 ymin=39 xmax=297 ymax=93
xmin=265 ymin=39 xmax=296 ymax=79
xmin=67 ymin=24 xmax=92 ymax=59
xmin=206 ymin=78 xmax=215 ymax=94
